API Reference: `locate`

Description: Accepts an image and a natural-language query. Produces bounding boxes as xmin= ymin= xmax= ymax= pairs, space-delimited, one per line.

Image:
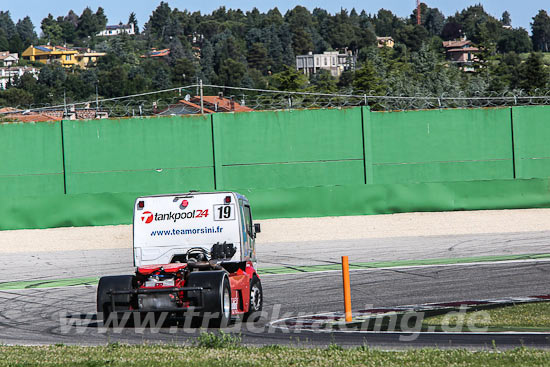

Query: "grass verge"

xmin=423 ymin=302 xmax=550 ymax=332
xmin=1 ymin=344 xmax=550 ymax=367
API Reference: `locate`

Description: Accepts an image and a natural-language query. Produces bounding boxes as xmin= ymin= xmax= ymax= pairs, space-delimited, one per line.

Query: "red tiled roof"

xmin=442 ymin=40 xmax=471 ymax=48
xmin=3 ymin=113 xmax=62 ymax=122
xmin=448 ymin=47 xmax=479 ymax=52
xmin=177 ymin=99 xmax=215 ymax=114
xmin=140 ymin=49 xmax=171 ymax=58
xmin=190 ymin=96 xmax=254 ymax=112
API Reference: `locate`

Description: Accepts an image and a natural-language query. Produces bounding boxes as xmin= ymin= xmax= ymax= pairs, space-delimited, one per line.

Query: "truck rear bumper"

xmin=108 ymin=286 xmax=210 ymax=313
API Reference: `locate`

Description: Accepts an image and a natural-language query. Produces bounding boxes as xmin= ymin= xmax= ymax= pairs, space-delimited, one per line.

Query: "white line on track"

xmin=260 ymin=258 xmax=550 ymax=277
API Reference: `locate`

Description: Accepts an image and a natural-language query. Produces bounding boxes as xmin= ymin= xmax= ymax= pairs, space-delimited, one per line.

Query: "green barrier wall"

xmin=212 ymin=108 xmax=365 ymax=189
xmin=0 ymin=121 xmax=64 ymax=196
xmin=4 ymin=105 xmax=550 ymax=231
xmin=62 ymin=115 xmax=215 ymax=194
xmin=512 ymin=105 xmax=550 ymax=179
xmin=365 ymin=107 xmax=514 ymax=184
xmin=4 ymin=178 xmax=550 ymax=230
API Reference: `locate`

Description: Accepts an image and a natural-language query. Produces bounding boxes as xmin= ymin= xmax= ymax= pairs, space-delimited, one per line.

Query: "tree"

xmin=310 ymin=69 xmax=337 ymax=92
xmin=217 ymin=58 xmax=246 ymax=86
xmin=128 ymin=12 xmax=139 ymax=34
xmin=0 ymin=30 xmax=8 ymax=51
xmin=501 ymin=11 xmax=512 ymax=27
xmin=76 ymin=8 xmax=98 ymax=39
xmin=441 ymin=20 xmax=462 ymax=40
xmin=16 ymin=17 xmax=37 ymax=47
xmin=247 ymin=42 xmax=268 ymax=72
xmin=41 ymin=14 xmax=63 ymax=44
xmin=424 ymin=8 xmax=446 ymax=36
xmin=152 ymin=66 xmax=172 ymax=90
xmin=353 ymin=60 xmax=386 ymax=94
xmin=0 ymin=11 xmax=16 ymax=39
xmin=270 ymin=66 xmax=308 ymax=91
xmin=375 ymin=9 xmax=402 ymax=37
xmin=285 ymin=6 xmax=314 ymax=55
xmin=95 ymin=7 xmax=108 ymax=30
xmin=172 ymin=57 xmax=196 ymax=85
xmin=531 ymin=10 xmax=550 ymax=52
xmin=145 ymin=2 xmax=172 ymax=41
xmin=517 ymin=52 xmax=548 ymax=92
xmin=395 ymin=24 xmax=429 ymax=52
xmin=497 ymin=28 xmax=532 ymax=54
xmin=0 ymin=88 xmax=33 ymax=106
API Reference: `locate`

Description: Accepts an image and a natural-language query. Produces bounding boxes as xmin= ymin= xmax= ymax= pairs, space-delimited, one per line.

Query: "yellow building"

xmin=22 ymin=45 xmax=105 ymax=69
xmin=74 ymin=50 xmax=106 ymax=68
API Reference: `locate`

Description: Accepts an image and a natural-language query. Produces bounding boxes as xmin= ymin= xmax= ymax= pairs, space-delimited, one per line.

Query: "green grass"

xmin=423 ymin=302 xmax=550 ymax=331
xmin=0 ymin=344 xmax=550 ymax=367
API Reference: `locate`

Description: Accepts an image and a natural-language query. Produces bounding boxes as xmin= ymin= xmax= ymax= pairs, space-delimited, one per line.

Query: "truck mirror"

xmin=254 ymin=223 xmax=261 ymax=234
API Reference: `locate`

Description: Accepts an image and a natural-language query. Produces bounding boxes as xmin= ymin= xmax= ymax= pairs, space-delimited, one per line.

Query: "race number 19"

xmin=214 ymin=204 xmax=235 ymax=221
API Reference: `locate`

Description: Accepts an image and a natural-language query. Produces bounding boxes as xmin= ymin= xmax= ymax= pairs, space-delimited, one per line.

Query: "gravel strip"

xmin=1 ymin=209 xmax=550 ymax=254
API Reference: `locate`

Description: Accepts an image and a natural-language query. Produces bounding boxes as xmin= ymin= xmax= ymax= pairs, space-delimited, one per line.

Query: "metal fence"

xmin=3 ymin=83 xmax=550 ymax=119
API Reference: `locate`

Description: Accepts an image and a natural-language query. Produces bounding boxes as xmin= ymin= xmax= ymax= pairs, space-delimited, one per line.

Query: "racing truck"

xmin=96 ymin=191 xmax=262 ymax=326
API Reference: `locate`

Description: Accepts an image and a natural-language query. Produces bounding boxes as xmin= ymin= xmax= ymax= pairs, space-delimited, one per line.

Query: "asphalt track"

xmin=1 ymin=231 xmax=550 ymax=349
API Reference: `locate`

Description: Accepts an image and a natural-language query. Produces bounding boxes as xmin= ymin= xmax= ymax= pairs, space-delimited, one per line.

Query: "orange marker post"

xmin=341 ymin=255 xmax=352 ymax=322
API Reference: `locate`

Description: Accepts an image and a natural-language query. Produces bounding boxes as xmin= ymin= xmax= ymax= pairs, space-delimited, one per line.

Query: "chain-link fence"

xmin=3 ymin=84 xmax=550 ymax=119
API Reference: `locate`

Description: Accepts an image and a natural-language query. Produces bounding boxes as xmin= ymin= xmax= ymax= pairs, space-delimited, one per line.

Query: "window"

xmin=65 ymin=55 xmax=71 ymax=61
xmin=324 ymin=57 xmax=327 ymax=66
xmin=243 ymin=205 xmax=253 ymax=237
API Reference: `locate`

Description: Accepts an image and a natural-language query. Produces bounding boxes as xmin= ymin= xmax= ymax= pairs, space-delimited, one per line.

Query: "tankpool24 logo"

xmin=140 ymin=210 xmax=209 ymax=224
xmin=141 ymin=211 xmax=154 ymax=224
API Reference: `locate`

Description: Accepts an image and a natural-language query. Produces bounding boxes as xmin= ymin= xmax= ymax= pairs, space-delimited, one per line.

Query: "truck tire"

xmin=244 ymin=276 xmax=263 ymax=321
xmin=96 ymin=275 xmax=135 ymax=326
xmin=186 ymin=270 xmax=231 ymax=327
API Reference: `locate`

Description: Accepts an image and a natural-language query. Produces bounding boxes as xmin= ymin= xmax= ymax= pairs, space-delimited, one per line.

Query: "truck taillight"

xmin=225 ymin=196 xmax=231 ymax=203
xmin=137 ymin=201 xmax=145 ymax=209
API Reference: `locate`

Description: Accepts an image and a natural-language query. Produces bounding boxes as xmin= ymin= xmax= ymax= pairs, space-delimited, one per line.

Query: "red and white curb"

xmin=268 ymin=294 xmax=550 ymax=332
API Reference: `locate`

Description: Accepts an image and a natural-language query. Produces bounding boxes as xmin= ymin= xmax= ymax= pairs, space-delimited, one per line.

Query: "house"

xmin=0 ymin=66 xmax=39 ymax=90
xmin=97 ymin=23 xmax=135 ymax=37
xmin=158 ymin=100 xmax=215 ymax=115
xmin=377 ymin=37 xmax=395 ymax=48
xmin=0 ymin=51 xmax=19 ymax=66
xmin=296 ymin=51 xmax=357 ymax=77
xmin=442 ymin=39 xmax=479 ymax=70
xmin=140 ymin=48 xmax=171 ymax=58
xmin=0 ymin=107 xmax=62 ymax=123
xmin=73 ymin=48 xmax=107 ymax=68
xmin=0 ymin=106 xmax=109 ymax=122
xmin=21 ymin=45 xmax=106 ymax=69
xmin=158 ymin=93 xmax=253 ymax=115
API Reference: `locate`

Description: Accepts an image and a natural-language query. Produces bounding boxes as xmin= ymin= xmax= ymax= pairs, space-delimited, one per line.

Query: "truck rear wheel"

xmin=96 ymin=275 xmax=135 ymax=326
xmin=186 ymin=270 xmax=231 ymax=327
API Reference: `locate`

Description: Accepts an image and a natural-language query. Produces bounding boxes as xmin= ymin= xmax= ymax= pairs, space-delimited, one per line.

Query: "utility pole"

xmin=95 ymin=80 xmax=99 ymax=112
xmin=199 ymin=79 xmax=204 ymax=114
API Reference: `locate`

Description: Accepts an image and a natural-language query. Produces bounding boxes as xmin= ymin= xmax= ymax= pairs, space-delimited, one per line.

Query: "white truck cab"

xmin=133 ymin=191 xmax=260 ymax=267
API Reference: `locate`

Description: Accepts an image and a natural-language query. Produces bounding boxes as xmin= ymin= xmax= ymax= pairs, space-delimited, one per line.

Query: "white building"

xmin=296 ymin=51 xmax=357 ymax=77
xmin=97 ymin=23 xmax=135 ymax=37
xmin=0 ymin=51 xmax=19 ymax=66
xmin=0 ymin=66 xmax=39 ymax=90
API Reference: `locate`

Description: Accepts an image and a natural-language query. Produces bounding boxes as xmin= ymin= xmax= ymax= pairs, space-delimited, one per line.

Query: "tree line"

xmin=1 ymin=2 xmax=550 ymax=108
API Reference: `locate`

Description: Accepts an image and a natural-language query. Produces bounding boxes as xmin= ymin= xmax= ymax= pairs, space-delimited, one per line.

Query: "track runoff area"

xmin=1 ymin=208 xmax=550 ymax=348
